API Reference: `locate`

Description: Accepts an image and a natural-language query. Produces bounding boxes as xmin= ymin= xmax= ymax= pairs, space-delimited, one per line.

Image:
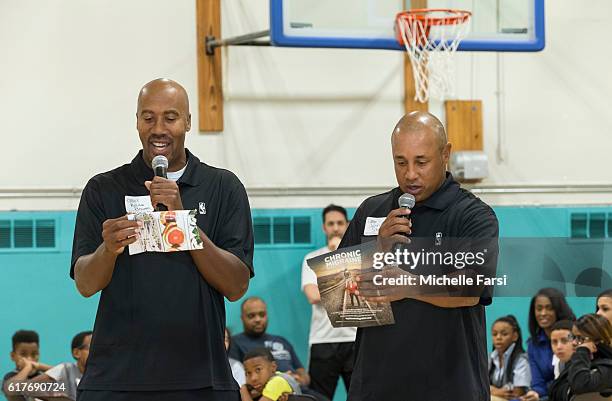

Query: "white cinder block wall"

xmin=0 ymin=0 xmax=610 ymax=210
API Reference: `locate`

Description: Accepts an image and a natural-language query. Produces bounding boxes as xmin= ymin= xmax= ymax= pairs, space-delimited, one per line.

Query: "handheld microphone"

xmin=398 ymin=193 xmax=416 ymax=216
xmin=392 ymin=193 xmax=415 ymax=253
xmin=152 ymin=155 xmax=168 ymax=179
xmin=151 ymin=155 xmax=168 ymax=211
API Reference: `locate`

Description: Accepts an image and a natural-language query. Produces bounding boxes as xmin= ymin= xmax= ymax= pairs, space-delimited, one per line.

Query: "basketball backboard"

xmin=270 ymin=0 xmax=545 ymax=52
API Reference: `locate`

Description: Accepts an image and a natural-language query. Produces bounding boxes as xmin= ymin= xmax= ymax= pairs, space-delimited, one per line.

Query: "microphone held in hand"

xmin=151 ymin=155 xmax=169 ymax=211
xmin=392 ymin=193 xmax=415 ymax=253
xmin=152 ymin=155 xmax=168 ymax=179
xmin=398 ymin=193 xmax=416 ymax=217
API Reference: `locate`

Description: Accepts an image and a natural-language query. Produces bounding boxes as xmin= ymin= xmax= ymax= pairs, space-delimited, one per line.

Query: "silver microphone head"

xmin=152 ymin=155 xmax=169 ymax=170
xmin=398 ymin=193 xmax=416 ymax=209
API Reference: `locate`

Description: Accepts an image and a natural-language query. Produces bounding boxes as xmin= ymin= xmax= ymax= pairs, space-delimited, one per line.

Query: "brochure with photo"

xmin=307 ymin=242 xmax=395 ymax=328
xmin=128 ymin=210 xmax=203 ymax=255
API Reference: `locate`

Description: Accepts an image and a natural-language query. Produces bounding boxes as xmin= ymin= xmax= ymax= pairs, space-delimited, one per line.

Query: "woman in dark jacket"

xmin=549 ymin=314 xmax=612 ymax=401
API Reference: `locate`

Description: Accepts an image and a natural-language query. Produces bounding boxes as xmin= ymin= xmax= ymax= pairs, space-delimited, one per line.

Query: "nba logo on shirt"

xmin=435 ymin=232 xmax=443 ymax=246
xmin=199 ymin=202 xmax=206 ymax=215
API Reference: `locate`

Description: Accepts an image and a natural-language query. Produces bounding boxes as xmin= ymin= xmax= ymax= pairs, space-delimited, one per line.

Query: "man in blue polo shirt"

xmin=71 ymin=79 xmax=254 ymax=401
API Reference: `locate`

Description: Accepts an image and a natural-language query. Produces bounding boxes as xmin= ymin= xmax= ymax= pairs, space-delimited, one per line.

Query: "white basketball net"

xmin=396 ymin=9 xmax=471 ymax=103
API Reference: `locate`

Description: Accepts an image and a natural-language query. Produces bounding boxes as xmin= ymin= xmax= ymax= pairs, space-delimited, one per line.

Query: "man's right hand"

xmin=377 ymin=208 xmax=412 ymax=252
xmin=102 ymin=215 xmax=141 ymax=255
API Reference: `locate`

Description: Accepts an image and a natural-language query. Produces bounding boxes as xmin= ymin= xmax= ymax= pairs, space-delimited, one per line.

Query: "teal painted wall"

xmin=1 ymin=206 xmax=612 ymax=401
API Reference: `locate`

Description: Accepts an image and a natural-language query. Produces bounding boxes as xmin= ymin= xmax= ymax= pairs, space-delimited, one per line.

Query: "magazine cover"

xmin=128 ymin=210 xmax=203 ymax=255
xmin=307 ymin=242 xmax=395 ymax=328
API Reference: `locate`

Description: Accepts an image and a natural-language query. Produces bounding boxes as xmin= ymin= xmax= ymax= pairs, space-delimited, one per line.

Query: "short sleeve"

xmin=229 ymin=359 xmax=246 ymax=386
xmin=512 ymin=354 xmax=532 ymax=388
xmin=460 ymin=201 xmax=499 ymax=304
xmin=338 ymin=203 xmax=366 ymax=249
xmin=70 ymin=178 xmax=107 ymax=279
xmin=262 ymin=376 xmax=293 ymax=400
xmin=216 ymin=174 xmax=254 ymax=277
xmin=45 ymin=363 xmax=67 ymax=382
xmin=301 ymin=254 xmax=317 ymax=290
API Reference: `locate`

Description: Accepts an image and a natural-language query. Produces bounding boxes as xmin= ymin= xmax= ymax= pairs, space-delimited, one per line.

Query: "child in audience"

xmin=489 ymin=315 xmax=531 ymax=400
xmin=548 ymin=321 xmax=577 ymax=400
xmin=550 ymin=320 xmax=576 ymax=378
xmin=549 ymin=314 xmax=612 ymax=401
xmin=596 ymin=289 xmax=612 ymax=324
xmin=522 ymin=288 xmax=575 ymax=401
xmin=240 ymin=348 xmax=301 ymax=401
xmin=2 ymin=330 xmax=52 ymax=401
xmin=25 ymin=330 xmax=92 ymax=400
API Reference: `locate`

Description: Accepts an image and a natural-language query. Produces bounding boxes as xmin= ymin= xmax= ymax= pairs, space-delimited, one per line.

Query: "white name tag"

xmin=363 ymin=217 xmax=386 ymax=236
xmin=125 ymin=196 xmax=154 ymax=214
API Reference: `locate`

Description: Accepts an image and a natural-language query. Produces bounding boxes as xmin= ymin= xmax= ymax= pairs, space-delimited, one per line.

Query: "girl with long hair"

xmin=524 ymin=288 xmax=575 ymax=400
xmin=549 ymin=313 xmax=612 ymax=400
xmin=489 ymin=315 xmax=531 ymax=400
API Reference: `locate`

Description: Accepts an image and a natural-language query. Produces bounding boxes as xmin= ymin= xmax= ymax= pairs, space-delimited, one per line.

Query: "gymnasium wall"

xmin=0 ymin=0 xmax=611 ymax=211
xmin=0 ymin=206 xmax=609 ymax=386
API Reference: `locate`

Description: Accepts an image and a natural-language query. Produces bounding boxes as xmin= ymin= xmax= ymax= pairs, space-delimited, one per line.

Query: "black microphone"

xmin=151 ymin=155 xmax=168 ymax=211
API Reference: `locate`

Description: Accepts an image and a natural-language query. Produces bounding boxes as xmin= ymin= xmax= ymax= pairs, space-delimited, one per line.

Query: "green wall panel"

xmin=1 ymin=206 xmax=612 ymax=401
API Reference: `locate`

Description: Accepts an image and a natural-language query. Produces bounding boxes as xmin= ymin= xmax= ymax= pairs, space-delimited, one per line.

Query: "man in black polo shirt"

xmin=71 ymin=78 xmax=253 ymax=401
xmin=338 ymin=111 xmax=498 ymax=401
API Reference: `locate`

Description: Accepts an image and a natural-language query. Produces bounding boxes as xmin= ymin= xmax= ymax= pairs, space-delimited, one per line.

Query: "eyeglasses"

xmin=569 ymin=333 xmax=594 ymax=345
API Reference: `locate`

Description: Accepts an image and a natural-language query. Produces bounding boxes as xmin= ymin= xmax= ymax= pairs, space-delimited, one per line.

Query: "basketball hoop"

xmin=396 ymin=8 xmax=472 ymax=103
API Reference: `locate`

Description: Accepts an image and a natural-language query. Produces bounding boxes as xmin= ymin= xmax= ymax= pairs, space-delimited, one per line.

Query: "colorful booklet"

xmin=128 ymin=210 xmax=203 ymax=255
xmin=307 ymin=242 xmax=395 ymax=328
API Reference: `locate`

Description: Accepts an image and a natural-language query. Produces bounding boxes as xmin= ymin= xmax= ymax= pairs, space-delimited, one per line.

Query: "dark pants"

xmin=308 ymin=342 xmax=354 ymax=399
xmin=77 ymin=388 xmax=240 ymax=401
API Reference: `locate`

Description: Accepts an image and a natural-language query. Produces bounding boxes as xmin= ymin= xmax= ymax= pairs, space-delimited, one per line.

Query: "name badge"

xmin=363 ymin=217 xmax=386 ymax=236
xmin=125 ymin=196 xmax=154 ymax=213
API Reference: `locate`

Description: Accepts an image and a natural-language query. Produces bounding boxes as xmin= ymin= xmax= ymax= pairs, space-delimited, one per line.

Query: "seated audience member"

xmin=240 ymin=348 xmax=301 ymax=401
xmin=522 ymin=288 xmax=576 ymax=401
xmin=548 ymin=314 xmax=612 ymax=401
xmin=489 ymin=315 xmax=531 ymax=400
xmin=596 ymin=289 xmax=612 ymax=324
xmin=21 ymin=331 xmax=92 ymax=401
xmin=230 ymin=297 xmax=309 ymax=385
xmin=550 ymin=321 xmax=576 ymax=379
xmin=2 ymin=330 xmax=52 ymax=401
xmin=230 ymin=297 xmax=330 ymax=401
xmin=226 ymin=328 xmax=246 ymax=386
xmin=548 ymin=321 xmax=577 ymax=400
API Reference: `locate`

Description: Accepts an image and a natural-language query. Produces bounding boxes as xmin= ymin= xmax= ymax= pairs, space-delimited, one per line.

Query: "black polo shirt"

xmin=339 ymin=172 xmax=498 ymax=401
xmin=70 ymin=149 xmax=254 ymax=391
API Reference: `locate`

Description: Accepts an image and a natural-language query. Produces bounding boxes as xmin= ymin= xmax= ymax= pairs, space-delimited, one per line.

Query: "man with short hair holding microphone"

xmin=338 ymin=111 xmax=499 ymax=401
xmin=71 ymin=78 xmax=253 ymax=401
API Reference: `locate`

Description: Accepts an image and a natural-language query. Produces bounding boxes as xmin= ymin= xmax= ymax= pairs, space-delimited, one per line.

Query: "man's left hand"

xmin=145 ymin=177 xmax=183 ymax=210
xmin=356 ymin=265 xmax=412 ymax=303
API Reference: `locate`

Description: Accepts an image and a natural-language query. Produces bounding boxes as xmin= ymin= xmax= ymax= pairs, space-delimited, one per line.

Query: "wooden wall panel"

xmin=196 ymin=0 xmax=223 ymax=132
xmin=444 ymin=100 xmax=483 ymax=151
